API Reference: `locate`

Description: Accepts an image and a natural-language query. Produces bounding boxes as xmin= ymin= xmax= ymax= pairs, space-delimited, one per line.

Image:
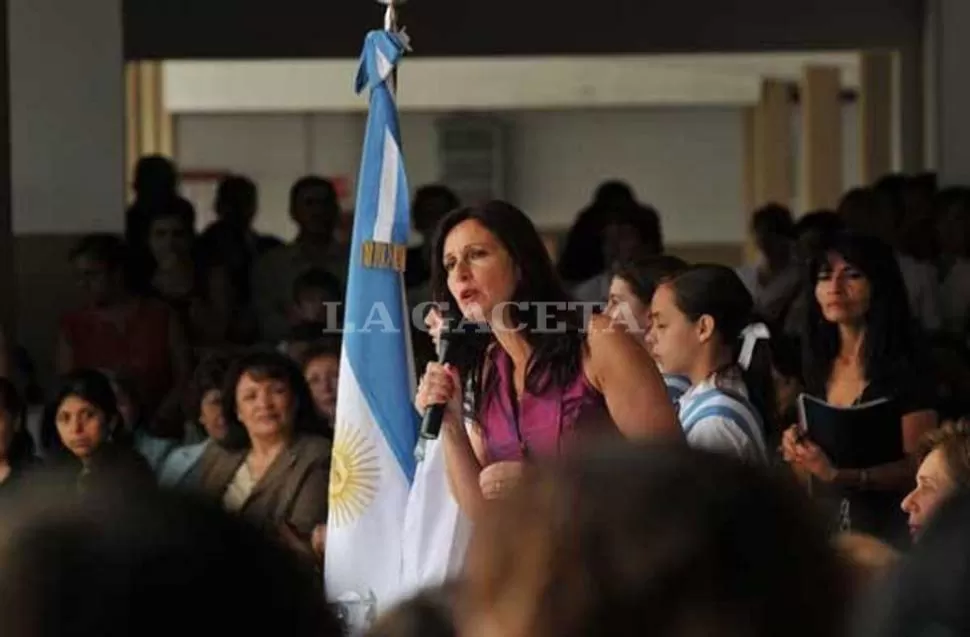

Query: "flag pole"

xmin=377 ymin=0 xmax=406 ymax=93
xmin=376 ymin=0 xmax=424 ymax=466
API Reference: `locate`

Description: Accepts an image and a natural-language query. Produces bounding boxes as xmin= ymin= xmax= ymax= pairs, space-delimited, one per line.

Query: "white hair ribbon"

xmin=738 ymin=323 xmax=771 ymax=371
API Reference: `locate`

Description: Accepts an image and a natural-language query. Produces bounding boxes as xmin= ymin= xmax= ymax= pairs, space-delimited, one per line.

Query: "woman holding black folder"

xmin=782 ymin=232 xmax=937 ymax=545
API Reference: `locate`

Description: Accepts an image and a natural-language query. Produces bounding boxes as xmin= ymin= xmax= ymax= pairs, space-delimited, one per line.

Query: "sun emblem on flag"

xmin=329 ymin=424 xmax=381 ymax=528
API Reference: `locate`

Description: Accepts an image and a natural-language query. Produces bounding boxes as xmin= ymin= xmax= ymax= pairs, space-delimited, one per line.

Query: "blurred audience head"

xmin=601 ymin=204 xmax=664 ymax=263
xmin=901 ymin=420 xmax=970 ymax=542
xmin=185 ymin=353 xmax=232 ymax=443
xmin=69 ymin=234 xmax=130 ymax=307
xmin=301 ymin=338 xmax=341 ymax=426
xmin=133 ymin=155 xmax=178 ymax=199
xmin=290 ymin=176 xmax=340 ymax=240
xmin=215 ymin=174 xmax=259 ymax=229
xmin=146 ymin=205 xmax=194 ymax=267
xmin=593 ymin=180 xmax=636 ymax=208
xmin=0 ymin=488 xmax=341 ymax=637
xmin=750 ymin=203 xmax=795 ymax=266
xmin=366 ymin=583 xmax=460 ymax=637
xmin=413 ymin=185 xmax=460 ymax=238
xmin=794 ymin=210 xmax=843 ymax=264
xmin=462 ymin=442 xmax=850 ymax=637
xmin=834 ymin=532 xmax=900 ymax=593
xmin=607 ymin=254 xmax=689 ymax=347
xmin=282 ymin=322 xmax=331 ymax=363
xmin=935 ymin=186 xmax=970 ymax=259
xmin=898 ymin=174 xmax=938 ymax=260
xmin=291 ymin=268 xmax=344 ymax=326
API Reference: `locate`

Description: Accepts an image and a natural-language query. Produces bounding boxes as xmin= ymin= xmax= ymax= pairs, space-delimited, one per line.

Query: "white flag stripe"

xmin=373 ymin=129 xmax=400 ymax=244
xmin=401 ymin=437 xmax=472 ymax=592
xmin=327 ymin=351 xmax=411 ymax=610
xmin=376 ymin=48 xmax=393 ymax=86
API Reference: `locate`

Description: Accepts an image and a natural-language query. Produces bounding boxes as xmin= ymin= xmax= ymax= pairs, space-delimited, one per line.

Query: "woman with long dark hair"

xmin=650 ymin=265 xmax=776 ymax=463
xmin=782 ymin=232 xmax=938 ymax=544
xmin=415 ymin=201 xmax=680 ymax=521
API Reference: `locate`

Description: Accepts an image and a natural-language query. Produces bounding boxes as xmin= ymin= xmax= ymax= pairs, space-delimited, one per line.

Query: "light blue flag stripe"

xmin=344 ymin=30 xmax=419 ymax=482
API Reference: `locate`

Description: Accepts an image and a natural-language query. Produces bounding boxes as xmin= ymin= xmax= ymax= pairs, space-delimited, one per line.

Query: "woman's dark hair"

xmin=751 ymin=203 xmax=795 ymax=240
xmin=40 ymin=370 xmax=122 ymax=458
xmin=215 ymin=175 xmax=258 ymax=220
xmin=794 ymin=210 xmax=844 ymax=262
xmin=604 ymin=203 xmax=664 ymax=257
xmin=802 ymin=231 xmax=920 ymax=396
xmin=431 ymin=201 xmax=586 ymax=400
xmin=300 ymin=336 xmax=342 ymax=371
xmin=184 ymin=353 xmax=233 ymax=429
xmin=133 ymin=154 xmax=177 ymax=196
xmin=666 ymin=265 xmax=778 ymax=438
xmin=611 ymin=254 xmax=690 ymax=305
xmin=0 ymin=378 xmax=34 ymax=467
xmin=840 ymin=186 xmax=902 ymax=248
xmin=557 ymin=181 xmax=640 ymax=284
xmin=221 ymin=350 xmax=325 ymax=449
xmin=413 ymin=184 xmax=460 ymax=235
xmin=464 ymin=441 xmax=850 ymax=637
xmin=289 ymin=175 xmax=338 ymax=211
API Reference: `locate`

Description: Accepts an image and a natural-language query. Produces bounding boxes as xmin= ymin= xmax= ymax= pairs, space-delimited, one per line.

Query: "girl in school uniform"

xmin=650 ymin=265 xmax=776 ymax=464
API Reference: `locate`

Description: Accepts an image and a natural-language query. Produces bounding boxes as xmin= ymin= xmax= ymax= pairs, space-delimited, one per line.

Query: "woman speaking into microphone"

xmin=415 ymin=200 xmax=681 ymax=521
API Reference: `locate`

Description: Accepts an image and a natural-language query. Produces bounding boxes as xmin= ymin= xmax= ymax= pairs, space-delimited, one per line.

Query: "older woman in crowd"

xmin=192 ymin=351 xmax=330 ymax=565
xmin=901 ymin=420 xmax=970 ymax=542
xmin=158 ymin=353 xmax=233 ymax=488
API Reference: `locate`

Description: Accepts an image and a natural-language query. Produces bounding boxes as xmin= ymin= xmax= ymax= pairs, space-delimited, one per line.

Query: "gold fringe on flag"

xmin=361 ymin=240 xmax=407 ymax=272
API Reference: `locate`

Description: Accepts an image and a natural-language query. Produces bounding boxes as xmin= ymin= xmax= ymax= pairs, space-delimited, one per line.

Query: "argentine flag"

xmin=325 ymin=28 xmax=419 ymax=619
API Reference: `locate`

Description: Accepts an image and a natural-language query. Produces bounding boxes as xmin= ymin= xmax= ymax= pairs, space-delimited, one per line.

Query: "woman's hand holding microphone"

xmin=416 ymin=306 xmax=463 ymax=436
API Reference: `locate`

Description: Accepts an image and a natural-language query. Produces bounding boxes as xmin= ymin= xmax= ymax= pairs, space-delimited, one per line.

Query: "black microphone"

xmin=419 ymin=324 xmax=460 ymax=443
xmin=414 ymin=311 xmax=478 ymax=461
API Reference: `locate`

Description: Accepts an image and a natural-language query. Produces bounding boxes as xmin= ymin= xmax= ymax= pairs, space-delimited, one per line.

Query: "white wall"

xmin=8 ymin=0 xmax=125 ymax=234
xmin=176 ymin=106 xmax=862 ymax=244
xmin=163 ymin=54 xmax=864 ymax=114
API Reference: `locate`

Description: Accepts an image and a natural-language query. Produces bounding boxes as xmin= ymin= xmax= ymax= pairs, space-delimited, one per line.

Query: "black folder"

xmin=796 ymin=393 xmax=903 ymax=469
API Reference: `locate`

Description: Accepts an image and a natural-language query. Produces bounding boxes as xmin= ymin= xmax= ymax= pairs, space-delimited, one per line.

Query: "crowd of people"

xmin=2 ymin=154 xmax=970 ymax=636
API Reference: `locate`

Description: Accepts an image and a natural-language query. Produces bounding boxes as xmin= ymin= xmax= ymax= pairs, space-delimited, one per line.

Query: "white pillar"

xmin=5 ymin=0 xmax=125 ymax=384
xmin=929 ymin=0 xmax=970 ymax=185
xmin=8 ymin=0 xmax=125 ymax=235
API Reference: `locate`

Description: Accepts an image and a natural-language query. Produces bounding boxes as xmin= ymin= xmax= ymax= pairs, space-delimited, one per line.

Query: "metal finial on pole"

xmin=377 ymin=0 xmax=405 ymax=33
